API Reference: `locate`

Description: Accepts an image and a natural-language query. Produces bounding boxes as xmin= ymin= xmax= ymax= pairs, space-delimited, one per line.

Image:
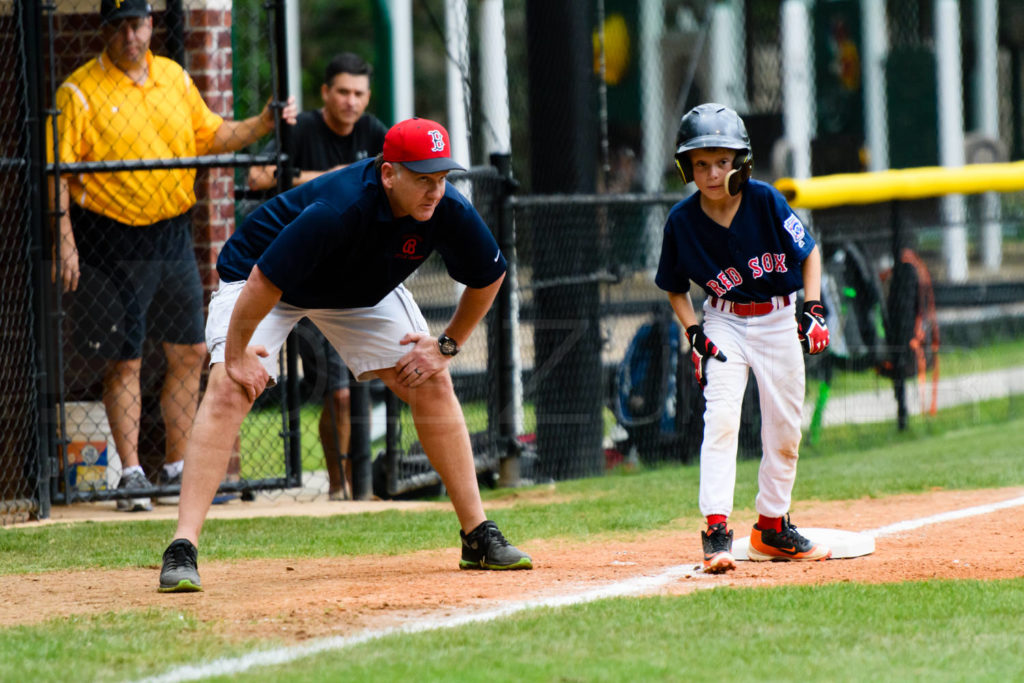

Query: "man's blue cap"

xmin=100 ymin=0 xmax=152 ymax=24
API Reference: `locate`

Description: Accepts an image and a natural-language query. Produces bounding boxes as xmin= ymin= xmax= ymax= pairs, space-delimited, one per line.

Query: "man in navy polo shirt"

xmin=158 ymin=118 xmax=532 ymax=592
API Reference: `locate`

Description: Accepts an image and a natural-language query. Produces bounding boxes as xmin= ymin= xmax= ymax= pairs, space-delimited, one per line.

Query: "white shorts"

xmin=205 ymin=280 xmax=429 ymax=382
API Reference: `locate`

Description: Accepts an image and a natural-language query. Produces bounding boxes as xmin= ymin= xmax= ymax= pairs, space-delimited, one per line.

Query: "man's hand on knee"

xmin=225 ymin=345 xmax=271 ymax=402
xmin=395 ymin=332 xmax=448 ymax=388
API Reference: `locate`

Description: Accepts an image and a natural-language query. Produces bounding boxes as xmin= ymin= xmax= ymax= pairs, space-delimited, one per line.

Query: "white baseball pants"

xmin=697 ymin=298 xmax=805 ymax=520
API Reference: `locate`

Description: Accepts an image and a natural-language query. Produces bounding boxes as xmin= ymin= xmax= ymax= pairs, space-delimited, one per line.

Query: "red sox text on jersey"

xmin=706 ymin=253 xmax=790 ymax=296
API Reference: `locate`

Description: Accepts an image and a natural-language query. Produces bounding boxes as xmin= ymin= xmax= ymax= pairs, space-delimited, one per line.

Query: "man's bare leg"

xmin=102 ymin=358 xmax=143 ymax=469
xmin=376 ymin=368 xmax=485 ymax=532
xmin=172 ymin=363 xmax=254 ymax=546
xmin=320 ymin=387 xmax=351 ymax=499
xmin=161 ymin=342 xmax=206 ymax=466
xmin=104 ymin=358 xmax=156 ymax=511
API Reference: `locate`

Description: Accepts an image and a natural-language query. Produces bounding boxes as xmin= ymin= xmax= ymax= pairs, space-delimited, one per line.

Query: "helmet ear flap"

xmin=726 ymin=151 xmax=752 ymax=196
xmin=674 ymin=155 xmax=693 ymax=183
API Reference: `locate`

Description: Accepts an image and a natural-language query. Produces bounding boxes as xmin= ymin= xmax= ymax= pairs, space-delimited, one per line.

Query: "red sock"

xmin=706 ymin=514 xmax=727 ymax=529
xmin=758 ymin=515 xmax=782 ymax=532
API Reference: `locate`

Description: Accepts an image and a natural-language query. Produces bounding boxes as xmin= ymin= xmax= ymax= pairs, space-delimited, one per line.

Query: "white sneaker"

xmin=154 ymin=468 xmax=182 ymax=505
xmin=116 ymin=469 xmax=154 ymax=512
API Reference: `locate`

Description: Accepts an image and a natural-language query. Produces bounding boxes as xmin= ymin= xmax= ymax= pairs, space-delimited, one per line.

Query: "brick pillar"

xmin=184 ymin=6 xmax=235 ymax=298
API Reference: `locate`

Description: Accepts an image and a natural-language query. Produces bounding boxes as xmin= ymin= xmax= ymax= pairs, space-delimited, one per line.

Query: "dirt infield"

xmin=3 ymin=487 xmax=1023 ymax=643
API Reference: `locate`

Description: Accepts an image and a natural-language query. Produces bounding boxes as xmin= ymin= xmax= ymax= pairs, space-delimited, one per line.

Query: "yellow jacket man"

xmin=48 ymin=0 xmax=296 ymax=511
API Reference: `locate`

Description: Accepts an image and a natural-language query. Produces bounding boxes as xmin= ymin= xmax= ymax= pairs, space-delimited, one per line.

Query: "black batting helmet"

xmin=674 ymin=103 xmax=752 ymax=196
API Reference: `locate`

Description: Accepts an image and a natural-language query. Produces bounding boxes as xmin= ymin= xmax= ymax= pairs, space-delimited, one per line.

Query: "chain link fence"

xmin=4 ymin=0 xmax=302 ymax=525
xmin=499 ymin=0 xmax=1024 ymax=479
xmin=0 ymin=1 xmax=45 ymax=525
xmin=4 ymin=0 xmax=1024 ymax=524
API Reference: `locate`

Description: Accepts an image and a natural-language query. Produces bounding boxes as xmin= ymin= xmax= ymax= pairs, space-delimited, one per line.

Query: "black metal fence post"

xmin=26 ymin=0 xmax=56 ymax=519
xmin=268 ymin=0 xmax=304 ymax=487
xmin=384 ymin=389 xmax=401 ymax=497
xmin=282 ymin=344 xmax=302 ymax=485
xmin=349 ymin=380 xmax=372 ymax=500
xmin=164 ymin=0 xmax=186 ymax=67
xmin=890 ymin=201 xmax=910 ymax=430
xmin=490 ymin=153 xmax=521 ymax=486
xmin=526 ymin=0 xmax=604 ymax=480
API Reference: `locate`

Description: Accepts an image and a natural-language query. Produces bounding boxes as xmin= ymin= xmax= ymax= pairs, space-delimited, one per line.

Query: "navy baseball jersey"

xmin=655 ymin=179 xmax=815 ymax=301
xmin=217 ymin=158 xmax=506 ymax=309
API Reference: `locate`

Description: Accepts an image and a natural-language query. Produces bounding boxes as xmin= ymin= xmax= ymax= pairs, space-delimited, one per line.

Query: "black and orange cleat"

xmin=701 ymin=523 xmax=736 ymax=574
xmin=748 ymin=515 xmax=831 ymax=562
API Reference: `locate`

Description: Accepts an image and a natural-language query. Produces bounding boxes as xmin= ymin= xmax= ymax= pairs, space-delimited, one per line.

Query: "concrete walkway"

xmin=803 ymin=365 xmax=1024 ymax=428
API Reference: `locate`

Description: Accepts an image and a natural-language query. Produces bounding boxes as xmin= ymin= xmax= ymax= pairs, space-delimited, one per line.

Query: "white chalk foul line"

xmin=136 ymin=563 xmax=704 ymax=683
xmin=136 ymin=492 xmax=1024 ymax=683
xmin=864 ymin=494 xmax=1024 ymax=538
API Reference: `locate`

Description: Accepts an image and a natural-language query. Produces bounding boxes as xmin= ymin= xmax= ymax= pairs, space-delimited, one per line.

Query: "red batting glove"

xmin=799 ymin=300 xmax=830 ymax=354
xmin=686 ymin=325 xmax=727 ymax=390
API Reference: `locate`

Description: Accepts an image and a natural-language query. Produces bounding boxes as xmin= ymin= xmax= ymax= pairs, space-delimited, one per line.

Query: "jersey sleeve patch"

xmin=783 ymin=213 xmax=807 ymax=248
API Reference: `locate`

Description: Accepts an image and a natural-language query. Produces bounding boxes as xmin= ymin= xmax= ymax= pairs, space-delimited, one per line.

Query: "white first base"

xmin=733 ymin=528 xmax=875 ymax=560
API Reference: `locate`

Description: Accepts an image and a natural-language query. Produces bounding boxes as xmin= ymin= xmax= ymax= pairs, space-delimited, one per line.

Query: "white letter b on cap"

xmin=428 ymin=130 xmax=445 ymax=152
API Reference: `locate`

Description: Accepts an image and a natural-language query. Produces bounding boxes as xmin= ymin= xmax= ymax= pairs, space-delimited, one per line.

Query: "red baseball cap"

xmin=382 ymin=118 xmax=466 ymax=174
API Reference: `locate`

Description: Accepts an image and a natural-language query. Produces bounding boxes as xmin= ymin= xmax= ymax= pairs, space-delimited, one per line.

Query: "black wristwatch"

xmin=438 ymin=333 xmax=460 ymax=357
xmin=273 ymin=166 xmax=301 ymax=180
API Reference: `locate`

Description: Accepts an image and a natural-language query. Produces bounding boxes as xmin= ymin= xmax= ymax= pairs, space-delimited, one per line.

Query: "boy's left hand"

xmin=798 ymin=300 xmax=829 ymax=354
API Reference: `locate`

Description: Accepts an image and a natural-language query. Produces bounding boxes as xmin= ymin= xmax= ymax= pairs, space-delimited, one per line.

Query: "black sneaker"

xmin=159 ymin=539 xmax=202 ymax=592
xmin=701 ymin=523 xmax=736 ymax=574
xmin=459 ymin=520 xmax=533 ymax=570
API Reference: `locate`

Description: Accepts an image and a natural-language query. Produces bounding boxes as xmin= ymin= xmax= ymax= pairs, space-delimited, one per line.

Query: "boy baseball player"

xmin=655 ymin=103 xmax=831 ymax=574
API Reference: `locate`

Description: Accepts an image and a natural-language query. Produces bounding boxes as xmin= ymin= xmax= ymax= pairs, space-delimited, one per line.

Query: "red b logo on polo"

xmin=396 ymin=236 xmax=424 ymax=260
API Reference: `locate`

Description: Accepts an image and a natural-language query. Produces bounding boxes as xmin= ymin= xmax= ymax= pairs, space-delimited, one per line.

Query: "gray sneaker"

xmin=159 ymin=538 xmax=202 ymax=592
xmin=459 ymin=520 xmax=533 ymax=570
xmin=116 ymin=469 xmax=154 ymax=512
xmin=154 ymin=468 xmax=181 ymax=505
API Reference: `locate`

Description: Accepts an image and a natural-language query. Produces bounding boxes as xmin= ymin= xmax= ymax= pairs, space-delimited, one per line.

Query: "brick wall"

xmin=184 ymin=7 xmax=235 ymax=294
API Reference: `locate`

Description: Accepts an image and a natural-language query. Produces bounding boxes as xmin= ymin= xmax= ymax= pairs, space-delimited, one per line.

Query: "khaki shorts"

xmin=205 ymin=280 xmax=429 ymax=382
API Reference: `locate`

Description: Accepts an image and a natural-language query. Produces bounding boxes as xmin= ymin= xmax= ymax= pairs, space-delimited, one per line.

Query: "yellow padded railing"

xmin=775 ymin=161 xmax=1024 ymax=210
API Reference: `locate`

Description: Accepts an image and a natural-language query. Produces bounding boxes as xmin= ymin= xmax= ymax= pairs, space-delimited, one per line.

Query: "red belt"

xmin=708 ymin=294 xmax=792 ymax=317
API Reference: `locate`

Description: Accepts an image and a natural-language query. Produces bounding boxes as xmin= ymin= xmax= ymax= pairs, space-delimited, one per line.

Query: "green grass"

xmin=1 ymin=610 xmax=265 ymax=682
xmin=7 ymin=581 xmax=1024 ymax=681
xmin=259 ymin=580 xmax=1024 ymax=682
xmin=240 ymin=404 xmax=327 ymax=478
xmin=240 ymin=400 xmax=535 ymax=477
xmin=6 ymin=398 xmax=1024 ymax=680
xmin=5 ymin=403 xmax=1024 ymax=575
